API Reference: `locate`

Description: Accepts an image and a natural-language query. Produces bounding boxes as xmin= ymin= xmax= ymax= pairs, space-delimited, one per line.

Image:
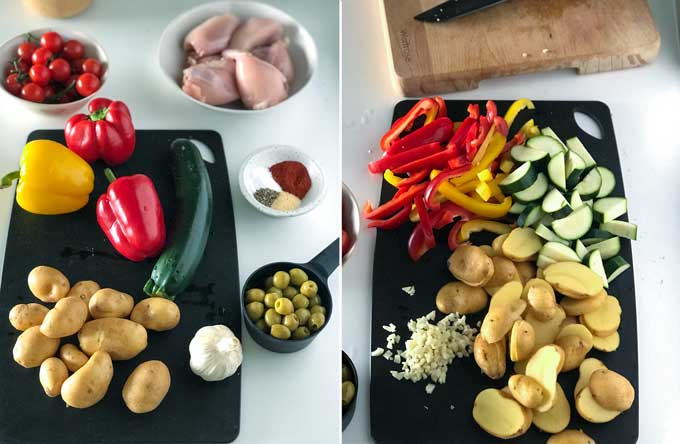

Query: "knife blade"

xmin=414 ymin=0 xmax=507 ymax=23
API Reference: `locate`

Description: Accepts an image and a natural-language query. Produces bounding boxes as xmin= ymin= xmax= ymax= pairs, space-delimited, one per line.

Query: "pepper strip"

xmin=438 ymin=182 xmax=512 ymax=218
xmin=367 ymin=204 xmax=410 ymax=229
xmin=383 ymin=169 xmax=403 ymax=188
xmin=380 ymin=98 xmax=439 ymax=151
xmin=397 ymin=170 xmax=429 ymax=189
xmin=392 ymin=145 xmax=457 ymax=174
xmin=434 ymin=97 xmax=447 ymax=118
xmin=519 ymin=119 xmax=540 ymax=138
xmin=424 ymin=165 xmax=473 ymax=208
xmin=447 ymin=220 xmax=469 ymax=250
xmin=457 ymin=220 xmax=511 ymax=243
xmin=432 ymin=202 xmax=474 ymax=229
xmin=504 ymin=98 xmax=536 ymax=128
xmin=414 ymin=195 xmax=435 ymax=247
xmin=364 ymin=182 xmax=428 ymax=220
xmin=449 ymin=133 xmax=507 ymax=186
xmin=471 ymin=125 xmax=496 ymax=166
xmin=386 ymin=117 xmax=453 ymax=155
xmin=368 ymin=142 xmax=441 ymax=174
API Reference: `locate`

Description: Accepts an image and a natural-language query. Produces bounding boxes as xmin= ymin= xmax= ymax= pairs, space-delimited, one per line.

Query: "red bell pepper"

xmin=485 ymin=100 xmax=497 ymax=124
xmin=493 ymin=115 xmax=509 ymax=137
xmin=367 ymin=204 xmax=410 ymax=229
xmin=407 ymin=224 xmax=430 ymax=261
xmin=502 ymin=131 xmax=526 ymax=154
xmin=448 ymin=117 xmax=476 ymax=152
xmin=467 ymin=103 xmax=480 ymax=120
xmin=434 ymin=97 xmax=447 ymax=119
xmin=386 ymin=117 xmax=453 ymax=155
xmin=414 ymin=195 xmax=434 ymax=247
xmin=392 ymin=145 xmax=457 ymax=174
xmin=380 ymin=98 xmax=439 ymax=151
xmin=432 ymin=202 xmax=475 ymax=230
xmin=364 ymin=183 xmax=428 ymax=220
xmin=65 ymin=97 xmax=136 ymax=166
xmin=424 ymin=165 xmax=472 ymax=208
xmin=368 ymin=142 xmax=441 ymax=174
xmin=96 ymin=169 xmax=166 ymax=262
xmin=397 ymin=169 xmax=429 ymax=189
xmin=448 ymin=219 xmax=468 ymax=250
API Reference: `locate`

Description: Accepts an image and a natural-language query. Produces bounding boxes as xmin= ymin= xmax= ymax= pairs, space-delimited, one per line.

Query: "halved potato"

xmin=555 ymin=324 xmax=594 ymax=372
xmin=508 ymin=374 xmax=545 ymax=409
xmin=575 ymin=387 xmax=620 ymax=423
xmin=481 ymin=298 xmax=526 ymax=343
xmin=473 ymin=334 xmax=506 ymax=380
xmin=544 ymin=263 xmax=603 ymax=299
xmin=547 ymin=429 xmax=596 ymax=444
xmin=580 ymin=295 xmax=621 ymax=337
xmin=524 ymin=306 xmax=566 ymax=353
xmin=592 ymin=331 xmax=620 ymax=352
xmin=589 ymin=369 xmax=635 ymax=411
xmin=533 ymin=383 xmax=570 ymax=434
xmin=483 ymin=257 xmax=521 ymax=295
xmin=492 ymin=233 xmax=509 ymax=256
xmin=514 ymin=261 xmax=537 ymax=285
xmin=560 ymin=290 xmax=607 ymax=316
xmin=435 ymin=282 xmax=488 ymax=315
xmin=447 ymin=245 xmax=495 ymax=287
xmin=472 ymin=388 xmax=532 ymax=439
xmin=526 ymin=345 xmax=564 ymax=412
xmin=523 ymin=278 xmax=557 ymax=321
xmin=575 ymin=358 xmax=607 ymax=398
xmin=488 ymin=281 xmax=523 ymax=311
xmin=502 ymin=228 xmax=543 ymax=262
xmin=479 ymin=245 xmax=497 ymax=257
xmin=509 ymin=319 xmax=535 ymax=362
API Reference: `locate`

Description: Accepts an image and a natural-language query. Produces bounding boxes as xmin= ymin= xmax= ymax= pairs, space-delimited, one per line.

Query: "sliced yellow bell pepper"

xmin=476 ymin=169 xmax=493 ymax=183
xmin=438 ymin=181 xmax=512 ymax=218
xmin=383 ymin=169 xmax=403 ymax=188
xmin=519 ymin=118 xmax=540 ymax=138
xmin=457 ymin=220 xmax=512 ymax=243
xmin=504 ymin=98 xmax=535 ymax=128
xmin=450 ymin=133 xmax=507 ymax=187
xmin=457 ymin=179 xmax=479 ymax=194
xmin=488 ymin=174 xmax=507 ymax=201
xmin=1 ymin=140 xmax=94 ymax=215
xmin=475 ymin=182 xmax=493 ymax=202
xmin=472 ymin=125 xmax=496 ymax=166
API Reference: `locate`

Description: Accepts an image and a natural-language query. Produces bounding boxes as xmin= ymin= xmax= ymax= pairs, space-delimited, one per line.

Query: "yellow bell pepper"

xmin=504 ymin=98 xmax=536 ymax=128
xmin=438 ymin=181 xmax=512 ymax=218
xmin=475 ymin=182 xmax=493 ymax=202
xmin=457 ymin=220 xmax=512 ymax=243
xmin=476 ymin=169 xmax=493 ymax=183
xmin=519 ymin=118 xmax=540 ymax=138
xmin=450 ymin=133 xmax=507 ymax=187
xmin=1 ymin=140 xmax=94 ymax=215
xmin=383 ymin=169 xmax=403 ymax=188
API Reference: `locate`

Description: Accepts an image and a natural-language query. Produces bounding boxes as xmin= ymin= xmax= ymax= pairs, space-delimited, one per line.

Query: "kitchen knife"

xmin=414 ymin=0 xmax=508 ymax=23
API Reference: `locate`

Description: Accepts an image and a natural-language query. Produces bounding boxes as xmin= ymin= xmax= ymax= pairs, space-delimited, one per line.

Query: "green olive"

xmin=264 ymin=292 xmax=281 ymax=308
xmin=245 ymin=288 xmax=265 ymax=303
xmin=264 ymin=276 xmax=274 ymax=289
xmin=342 ymin=364 xmax=351 ymax=382
xmin=308 ymin=295 xmax=321 ymax=307
xmin=266 ymin=286 xmax=283 ymax=297
xmin=255 ymin=319 xmax=268 ymax=332
xmin=309 ymin=312 xmax=325 ymax=331
xmin=292 ymin=294 xmax=309 ymax=309
xmin=282 ymin=286 xmax=298 ymax=299
xmin=300 ymin=280 xmax=318 ymax=297
xmin=270 ymin=324 xmax=291 ymax=340
xmin=310 ymin=305 xmax=326 ymax=316
xmin=292 ymin=326 xmax=310 ymax=339
xmin=273 ymin=271 xmax=291 ymax=290
xmin=342 ymin=381 xmax=356 ymax=407
xmin=274 ymin=297 xmax=294 ymax=315
xmin=264 ymin=308 xmax=282 ymax=327
xmin=295 ymin=308 xmax=311 ymax=326
xmin=245 ymin=301 xmax=264 ymax=321
xmin=283 ymin=313 xmax=300 ymax=331
xmin=289 ymin=268 xmax=309 ymax=287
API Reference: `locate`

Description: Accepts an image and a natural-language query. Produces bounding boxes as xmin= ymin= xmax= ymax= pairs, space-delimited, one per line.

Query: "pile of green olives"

xmin=342 ymin=363 xmax=356 ymax=409
xmin=245 ymin=268 xmax=328 ymax=340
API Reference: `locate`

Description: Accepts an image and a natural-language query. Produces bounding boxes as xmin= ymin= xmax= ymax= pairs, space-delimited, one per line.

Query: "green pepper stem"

xmin=89 ymin=107 xmax=109 ymax=121
xmin=104 ymin=168 xmax=117 ymax=184
xmin=0 ymin=171 xmax=20 ymax=189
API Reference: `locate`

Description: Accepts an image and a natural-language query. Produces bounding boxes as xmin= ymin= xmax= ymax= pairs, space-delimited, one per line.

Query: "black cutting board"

xmin=0 ymin=130 xmax=241 ymax=444
xmin=370 ymin=101 xmax=638 ymax=444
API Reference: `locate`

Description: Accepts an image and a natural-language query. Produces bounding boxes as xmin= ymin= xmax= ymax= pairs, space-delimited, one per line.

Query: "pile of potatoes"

xmin=437 ymin=229 xmax=635 ymax=442
xmin=9 ymin=265 xmax=179 ymax=413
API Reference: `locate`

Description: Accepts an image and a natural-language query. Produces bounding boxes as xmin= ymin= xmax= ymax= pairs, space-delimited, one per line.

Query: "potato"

xmin=122 ymin=360 xmax=171 ymax=413
xmin=39 ymin=296 xmax=88 ymax=338
xmin=61 ymin=351 xmax=113 ymax=409
xmin=9 ymin=303 xmax=48 ymax=331
xmin=66 ymin=280 xmax=100 ymax=309
xmin=479 ymin=245 xmax=497 ymax=257
xmin=472 ymin=388 xmax=532 ymax=439
xmin=523 ymin=278 xmax=557 ymax=321
xmin=481 ymin=298 xmax=526 ymax=343
xmin=560 ymin=316 xmax=579 ymax=329
xmin=13 ymin=325 xmax=60 ymax=368
xmin=547 ymin=429 xmax=596 ymax=444
xmin=555 ymin=324 xmax=593 ymax=372
xmin=483 ymin=256 xmax=521 ymax=294
xmin=473 ymin=334 xmax=506 ymax=380
xmin=575 ymin=387 xmax=620 ymax=423
xmin=524 ymin=306 xmax=566 ymax=353
xmin=28 ymin=265 xmax=70 ymax=303
xmin=130 ymin=297 xmax=181 ymax=331
xmin=560 ymin=289 xmax=606 ymax=316
xmin=575 ymin=358 xmax=607 ymax=398
xmin=39 ymin=357 xmax=68 ymax=397
xmin=447 ymin=245 xmax=494 ymax=287
xmin=592 ymin=331 xmax=620 ymax=352
xmin=501 ymin=228 xmax=542 ymax=262
xmin=488 ymin=281 xmax=523 ymax=311
xmin=78 ymin=318 xmax=147 ymax=360
xmin=89 ymin=288 xmax=134 ymax=319
xmin=59 ymin=343 xmax=89 ymax=372
xmin=435 ymin=282 xmax=487 ymax=315
xmin=580 ymin=295 xmax=621 ymax=337
xmin=544 ymin=263 xmax=603 ymax=299
xmin=589 ymin=369 xmax=635 ymax=411
xmin=492 ymin=233 xmax=509 ymax=256
xmin=533 ymin=383 xmax=570 ymax=434
xmin=508 ymin=374 xmax=545 ymax=409
xmin=526 ymin=344 xmax=564 ymax=412
xmin=515 ymin=261 xmax=536 ymax=285
xmin=509 ymin=319 xmax=535 ymax=362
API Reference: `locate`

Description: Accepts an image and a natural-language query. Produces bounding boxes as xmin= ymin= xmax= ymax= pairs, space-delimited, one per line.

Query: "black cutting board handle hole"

xmin=574 ymin=108 xmax=604 ymax=140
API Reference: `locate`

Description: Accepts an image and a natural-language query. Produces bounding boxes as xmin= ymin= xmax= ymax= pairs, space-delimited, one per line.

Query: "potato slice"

xmin=479 ymin=245 xmax=497 ymax=257
xmin=436 ymin=282 xmax=488 ymax=315
xmin=509 ymin=319 xmax=535 ymax=362
xmin=492 ymin=233 xmax=509 ymax=256
xmin=575 ymin=358 xmax=607 ymax=398
xmin=589 ymin=369 xmax=635 ymax=411
xmin=472 ymin=388 xmax=532 ymax=439
xmin=524 ymin=306 xmax=566 ymax=353
xmin=526 ymin=345 xmax=564 ymax=412
xmin=560 ymin=316 xmax=579 ymax=329
xmin=544 ymin=263 xmax=603 ymax=299
xmin=481 ymin=298 xmax=526 ymax=343
xmin=580 ymin=295 xmax=621 ymax=337
xmin=547 ymin=429 xmax=596 ymax=444
xmin=514 ymin=261 xmax=537 ymax=285
xmin=533 ymin=383 xmax=570 ymax=433
xmin=473 ymin=334 xmax=506 ymax=380
xmin=508 ymin=374 xmax=545 ymax=409
xmin=447 ymin=245 xmax=495 ymax=287
xmin=514 ymin=359 xmax=528 ymax=375
xmin=523 ymin=278 xmax=557 ymax=321
xmin=575 ymin=387 xmax=620 ymax=423
xmin=484 ymin=257 xmax=521 ymax=294
xmin=592 ymin=331 xmax=620 ymax=352
xmin=554 ymin=324 xmax=594 ymax=372
xmin=502 ymin=228 xmax=543 ymax=262
xmin=488 ymin=281 xmax=523 ymax=311
xmin=560 ymin=290 xmax=607 ymax=316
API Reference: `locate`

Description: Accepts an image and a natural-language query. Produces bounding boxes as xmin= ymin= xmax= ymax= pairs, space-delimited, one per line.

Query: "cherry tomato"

xmin=81 ymin=58 xmax=102 ymax=77
xmin=5 ymin=73 xmax=23 ymax=95
xmin=43 ymin=84 xmax=56 ymax=99
xmin=40 ymin=32 xmax=63 ymax=53
xmin=76 ymin=73 xmax=100 ymax=96
xmin=48 ymin=58 xmax=71 ymax=83
xmin=31 ymin=47 xmax=52 ymax=65
xmin=17 ymin=42 xmax=37 ymax=62
xmin=21 ymin=82 xmax=45 ymax=102
xmin=62 ymin=40 xmax=84 ymax=61
xmin=29 ymin=64 xmax=51 ymax=86
xmin=71 ymin=58 xmax=84 ymax=74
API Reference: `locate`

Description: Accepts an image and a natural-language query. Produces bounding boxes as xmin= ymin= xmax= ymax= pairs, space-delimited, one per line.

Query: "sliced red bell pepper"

xmin=467 ymin=103 xmax=480 ymax=120
xmin=448 ymin=219 xmax=469 ymax=250
xmin=407 ymin=225 xmax=430 ymax=261
xmin=392 ymin=145 xmax=455 ymax=174
xmin=414 ymin=195 xmax=435 ymax=247
xmin=467 ymin=118 xmax=491 ymax=160
xmin=434 ymin=97 xmax=447 ymax=118
xmin=486 ymin=100 xmax=497 ymax=124
xmin=368 ymin=142 xmax=441 ymax=174
xmin=380 ymin=98 xmax=439 ymax=151
xmin=424 ymin=165 xmax=472 ymax=208
xmin=386 ymin=117 xmax=453 ymax=155
xmin=364 ymin=183 xmax=428 ymax=220
xmin=397 ymin=169 xmax=429 ymax=188
xmin=446 ymin=117 xmax=476 ymax=153
xmin=502 ymin=131 xmax=526 ymax=154
xmin=448 ymin=155 xmax=471 ymax=170
xmin=493 ymin=115 xmax=509 ymax=137
xmin=367 ymin=204 xmax=410 ymax=229
xmin=431 ymin=202 xmax=475 ymax=229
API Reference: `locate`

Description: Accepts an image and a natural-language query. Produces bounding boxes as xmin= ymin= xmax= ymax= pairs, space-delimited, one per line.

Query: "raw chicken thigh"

xmin=228 ymin=52 xmax=288 ymax=110
xmin=186 ymin=51 xmax=221 ymax=66
xmin=184 ymin=14 xmax=240 ymax=57
xmin=182 ymin=58 xmax=239 ymax=105
xmin=227 ymin=18 xmax=284 ymax=52
xmin=251 ymin=40 xmax=295 ymax=84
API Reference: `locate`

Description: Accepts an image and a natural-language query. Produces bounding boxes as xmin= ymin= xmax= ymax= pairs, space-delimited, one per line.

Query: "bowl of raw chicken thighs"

xmin=158 ymin=1 xmax=317 ymax=112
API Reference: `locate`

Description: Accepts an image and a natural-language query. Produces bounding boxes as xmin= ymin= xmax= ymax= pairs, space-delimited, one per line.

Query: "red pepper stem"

xmin=104 ymin=168 xmax=117 ymax=184
xmin=0 ymin=171 xmax=20 ymax=189
xmin=90 ymin=107 xmax=109 ymax=121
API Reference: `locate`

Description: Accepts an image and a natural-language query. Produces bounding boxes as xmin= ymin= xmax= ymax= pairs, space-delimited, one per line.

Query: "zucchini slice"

xmin=513 ymin=173 xmax=549 ymax=204
xmin=499 ymin=162 xmax=537 ymax=194
xmin=581 ymin=228 xmax=614 ymax=246
xmin=511 ymin=146 xmax=549 ymax=170
xmin=604 ymin=255 xmax=631 ymax=283
xmin=585 ymin=249 xmax=609 ymax=288
xmin=586 ymin=237 xmax=621 ymax=260
xmin=551 ymin=205 xmax=593 ymax=240
xmin=540 ymin=127 xmax=568 ymax=151
xmin=600 ymin=220 xmax=638 ymax=240
xmin=535 ymin=224 xmax=569 ymax=246
xmin=527 ymin=135 xmax=566 ymax=157
xmin=509 ymin=202 xmax=527 ymax=215
xmin=542 ymin=188 xmax=572 ymax=219
xmin=593 ymin=197 xmax=627 ymax=223
xmin=517 ymin=204 xmax=545 ymax=228
xmin=547 ymin=151 xmax=566 ymax=192
xmin=574 ymin=168 xmax=602 ymax=200
xmin=566 ymin=137 xmax=597 ymax=170
xmin=574 ymin=239 xmax=589 ymax=259
xmin=540 ymin=242 xmax=580 ymax=263
xmin=595 ymin=167 xmax=616 ymax=198
xmin=565 ymin=150 xmax=586 ymax=188
xmin=537 ymin=254 xmax=558 ymax=269
xmin=570 ymin=190 xmax=584 ymax=209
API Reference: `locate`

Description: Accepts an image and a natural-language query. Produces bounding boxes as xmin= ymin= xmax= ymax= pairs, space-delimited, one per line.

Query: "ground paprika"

xmin=269 ymin=161 xmax=312 ymax=199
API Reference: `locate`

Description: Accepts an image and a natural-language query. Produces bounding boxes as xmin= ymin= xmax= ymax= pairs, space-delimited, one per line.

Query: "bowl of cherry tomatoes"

xmin=0 ymin=28 xmax=108 ymax=113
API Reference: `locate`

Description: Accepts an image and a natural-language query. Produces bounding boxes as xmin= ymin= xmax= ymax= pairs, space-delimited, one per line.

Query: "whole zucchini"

xmin=143 ymin=139 xmax=213 ymax=299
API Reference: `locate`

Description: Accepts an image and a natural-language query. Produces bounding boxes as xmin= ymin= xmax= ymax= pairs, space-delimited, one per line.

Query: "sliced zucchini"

xmin=527 ymin=135 xmax=565 ymax=157
xmin=600 ymin=220 xmax=638 ymax=241
xmin=540 ymin=128 xmax=567 ymax=151
xmin=593 ymin=197 xmax=627 ymax=223
xmin=517 ymin=204 xmax=545 ymax=228
xmin=535 ymin=214 xmax=555 ymax=228
xmin=604 ymin=255 xmax=631 ymax=283
xmin=536 ymin=254 xmax=558 ymax=269
xmin=509 ymin=202 xmax=527 ymax=215
xmin=510 ymin=146 xmax=549 ymax=171
xmin=570 ymin=190 xmax=584 ymax=209
xmin=595 ymin=167 xmax=616 ymax=198
xmin=565 ymin=137 xmax=597 ymax=170
xmin=499 ymin=162 xmax=537 ymax=194
xmin=574 ymin=239 xmax=589 ymax=259
xmin=547 ymin=151 xmax=566 ymax=192
xmin=535 ymin=224 xmax=570 ymax=246
xmin=551 ymin=205 xmax=593 ymax=240
xmin=542 ymin=188 xmax=572 ymax=219
xmin=581 ymin=228 xmax=614 ymax=246
xmin=565 ymin=150 xmax=586 ymax=188
xmin=513 ymin=173 xmax=549 ymax=204
xmin=585 ymin=237 xmax=621 ymax=260
xmin=585 ymin=249 xmax=608 ymax=289
xmin=540 ymin=242 xmax=580 ymax=263
xmin=574 ymin=168 xmax=602 ymax=200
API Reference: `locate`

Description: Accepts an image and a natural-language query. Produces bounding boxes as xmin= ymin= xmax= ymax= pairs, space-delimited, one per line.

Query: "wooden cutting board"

xmin=380 ymin=0 xmax=661 ymax=95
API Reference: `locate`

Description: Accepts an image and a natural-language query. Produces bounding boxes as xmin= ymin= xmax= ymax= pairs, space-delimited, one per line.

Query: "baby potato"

xmin=561 ymin=290 xmax=607 ymax=317
xmin=509 ymin=319 xmax=535 ymax=362
xmin=39 ymin=296 xmax=88 ymax=338
xmin=59 ymin=343 xmax=89 ymax=372
xmin=447 ymin=245 xmax=495 ymax=287
xmin=130 ymin=297 xmax=181 ymax=331
xmin=483 ymin=256 xmax=521 ymax=295
xmin=481 ymin=298 xmax=526 ymax=344
xmin=78 ymin=318 xmax=147 ymax=360
xmin=555 ymin=324 xmax=594 ymax=372
xmin=492 ymin=233 xmax=509 ymax=256
xmin=39 ymin=357 xmax=68 ymax=397
xmin=547 ymin=429 xmax=595 ymax=444
xmin=589 ymin=369 xmax=635 ymax=412
xmin=514 ymin=261 xmax=537 ymax=285
xmin=473 ymin=334 xmax=506 ymax=380
xmin=66 ymin=280 xmax=100 ymax=309
xmin=9 ymin=303 xmax=48 ymax=331
xmin=508 ymin=374 xmax=546 ymax=409
xmin=502 ymin=228 xmax=542 ymax=262
xmin=533 ymin=383 xmax=571 ymax=434
xmin=523 ymin=279 xmax=557 ymax=321
xmin=88 ymin=288 xmax=134 ymax=319
xmin=13 ymin=325 xmax=60 ymax=368
xmin=122 ymin=360 xmax=171 ymax=413
xmin=28 ymin=265 xmax=70 ymax=303
xmin=435 ymin=282 xmax=488 ymax=315
xmin=472 ymin=388 xmax=532 ymax=439
xmin=61 ymin=351 xmax=113 ymax=409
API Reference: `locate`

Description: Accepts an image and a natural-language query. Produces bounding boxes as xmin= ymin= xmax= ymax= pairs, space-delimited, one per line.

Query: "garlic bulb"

xmin=189 ymin=325 xmax=242 ymax=382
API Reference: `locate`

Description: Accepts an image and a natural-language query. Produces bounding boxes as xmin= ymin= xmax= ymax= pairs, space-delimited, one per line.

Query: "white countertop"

xmin=342 ymin=0 xmax=680 ymax=442
xmin=0 ymin=0 xmax=340 ymax=442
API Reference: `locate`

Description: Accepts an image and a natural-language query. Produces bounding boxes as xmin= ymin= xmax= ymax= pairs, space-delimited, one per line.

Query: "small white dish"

xmin=158 ymin=1 xmax=318 ymax=113
xmin=0 ymin=27 xmax=108 ymax=114
xmin=239 ymin=145 xmax=325 ymax=217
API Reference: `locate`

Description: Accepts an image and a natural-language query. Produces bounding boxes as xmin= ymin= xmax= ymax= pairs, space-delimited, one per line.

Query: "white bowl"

xmin=0 ymin=27 xmax=108 ymax=114
xmin=239 ymin=145 xmax=325 ymax=217
xmin=158 ymin=1 xmax=318 ymax=113
xmin=342 ymin=183 xmax=360 ymax=264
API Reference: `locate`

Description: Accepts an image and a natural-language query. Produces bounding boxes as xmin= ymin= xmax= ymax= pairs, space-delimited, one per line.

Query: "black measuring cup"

xmin=242 ymin=239 xmax=339 ymax=353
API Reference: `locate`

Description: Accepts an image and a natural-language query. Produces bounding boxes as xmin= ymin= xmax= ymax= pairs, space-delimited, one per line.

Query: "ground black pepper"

xmin=254 ymin=188 xmax=279 ymax=207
